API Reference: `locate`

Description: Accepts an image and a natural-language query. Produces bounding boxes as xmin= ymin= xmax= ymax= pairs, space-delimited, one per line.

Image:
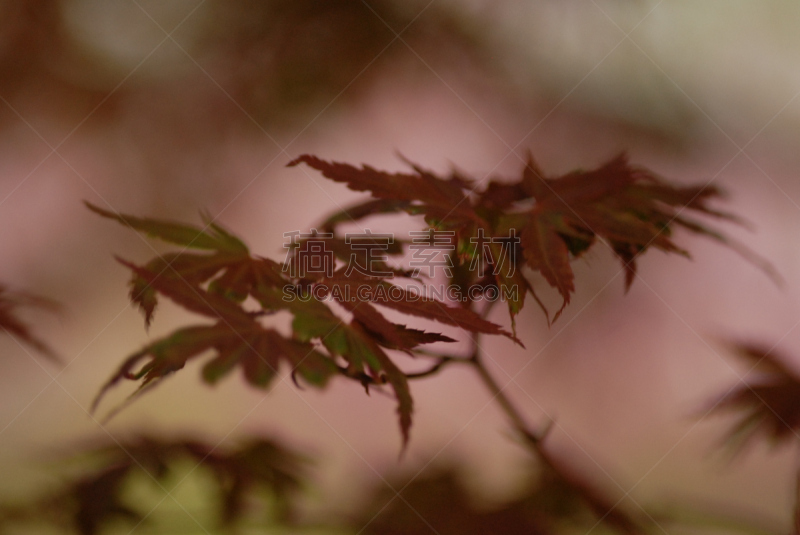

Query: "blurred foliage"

xmin=0 ymin=433 xmax=626 ymax=535
xmin=0 ymin=435 xmax=309 ymax=534
xmin=0 ymin=284 xmax=59 ymax=361
xmin=0 ymin=0 xmax=489 ymax=127
xmin=712 ymin=342 xmax=800 ymax=452
xmin=0 ymin=436 xmax=777 ymax=535
xmin=192 ymin=0 xmax=490 ymax=125
xmin=0 ymin=0 xmax=497 ymax=213
xmin=351 ymin=463 xmax=587 ymax=535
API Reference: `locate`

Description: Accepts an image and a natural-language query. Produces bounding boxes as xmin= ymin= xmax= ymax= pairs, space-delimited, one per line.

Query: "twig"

xmin=462 ymin=300 xmax=643 ymax=535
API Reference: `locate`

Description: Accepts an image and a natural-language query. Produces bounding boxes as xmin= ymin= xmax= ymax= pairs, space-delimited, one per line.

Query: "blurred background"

xmin=1 ymin=0 xmax=800 ymax=532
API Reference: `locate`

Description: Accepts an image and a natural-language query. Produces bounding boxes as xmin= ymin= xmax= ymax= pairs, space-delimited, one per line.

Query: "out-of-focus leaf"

xmin=712 ymin=342 xmax=800 ymax=450
xmin=125 ymin=251 xmax=288 ymax=325
xmin=354 ymin=458 xmax=647 ymax=535
xmin=319 ymin=198 xmax=412 ymax=232
xmin=0 ymin=285 xmax=59 ymax=361
xmin=116 ymin=258 xmax=254 ymax=327
xmin=0 ymin=435 xmax=310 ymax=533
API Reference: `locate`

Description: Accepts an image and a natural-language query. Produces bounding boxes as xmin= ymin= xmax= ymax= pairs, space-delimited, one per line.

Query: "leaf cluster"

xmin=88 ymin=151 xmax=743 ymax=451
xmin=291 ymin=152 xmax=739 ymax=323
xmin=86 ymin=200 xmax=508 ymax=450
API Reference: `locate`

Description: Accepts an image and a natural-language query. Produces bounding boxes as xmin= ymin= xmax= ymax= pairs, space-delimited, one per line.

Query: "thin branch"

xmin=405 ymin=357 xmax=466 ymax=379
xmin=463 ymin=299 xmax=643 ymax=535
xmin=469 ymin=350 xmax=641 ymax=534
xmin=334 ymin=356 xmax=466 ymax=385
xmin=469 ymin=350 xmax=544 ymax=444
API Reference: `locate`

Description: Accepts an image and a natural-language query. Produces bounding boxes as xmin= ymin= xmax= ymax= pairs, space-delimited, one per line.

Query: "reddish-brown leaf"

xmin=287 ymin=297 xmax=415 ymax=447
xmin=116 ymin=258 xmax=254 ymax=327
xmin=343 ymin=300 xmax=456 ymax=351
xmin=520 ymin=213 xmax=574 ymax=319
xmin=287 ymin=155 xmax=481 ymax=227
xmin=513 ymin=153 xmax=751 ymax=314
xmin=323 ymin=276 xmax=521 ymax=345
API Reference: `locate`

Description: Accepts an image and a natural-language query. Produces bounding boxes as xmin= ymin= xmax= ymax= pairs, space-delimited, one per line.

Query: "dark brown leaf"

xmin=323 ymin=276 xmax=521 ymax=345
xmin=288 ymin=154 xmax=481 ymax=228
xmin=712 ymin=342 xmax=800 ymax=450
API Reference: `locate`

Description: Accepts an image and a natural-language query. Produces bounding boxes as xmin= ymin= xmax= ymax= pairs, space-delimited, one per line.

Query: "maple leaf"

xmin=8 ymin=435 xmax=310 ymax=534
xmin=711 ymin=342 xmax=800 ymax=451
xmin=518 ymin=153 xmax=742 ymax=319
xmin=285 ymin=275 xmax=510 ymax=447
xmin=92 ymin=322 xmax=337 ymax=415
xmin=89 ymin=201 xmax=289 ymax=326
xmin=321 ymin=275 xmax=522 ymax=345
xmin=90 ymin=204 xmax=425 ymax=446
xmin=287 ymin=154 xmax=482 ymax=231
xmin=289 ymin=297 xmax=414 ymax=448
xmin=296 ymin=153 xmax=752 ymax=326
xmin=117 ymin=252 xmax=288 ymax=321
xmin=116 ymin=257 xmax=256 ymax=327
xmin=345 ymin=301 xmax=456 ymax=352
xmin=85 ymin=202 xmax=248 ymax=254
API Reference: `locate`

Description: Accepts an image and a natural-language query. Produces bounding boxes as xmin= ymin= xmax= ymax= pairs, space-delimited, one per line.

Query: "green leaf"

xmin=93 ymin=322 xmax=337 ymax=414
xmin=288 ymin=297 xmax=415 ymax=448
xmin=86 ymin=201 xmax=248 ymax=253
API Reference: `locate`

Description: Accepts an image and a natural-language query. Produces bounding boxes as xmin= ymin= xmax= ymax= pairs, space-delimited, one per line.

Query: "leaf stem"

xmin=468 ymin=349 xmax=543 ymax=444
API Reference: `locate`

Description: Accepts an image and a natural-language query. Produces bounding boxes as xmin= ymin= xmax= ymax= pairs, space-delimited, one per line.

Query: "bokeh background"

xmin=1 ymin=0 xmax=800 ymax=532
